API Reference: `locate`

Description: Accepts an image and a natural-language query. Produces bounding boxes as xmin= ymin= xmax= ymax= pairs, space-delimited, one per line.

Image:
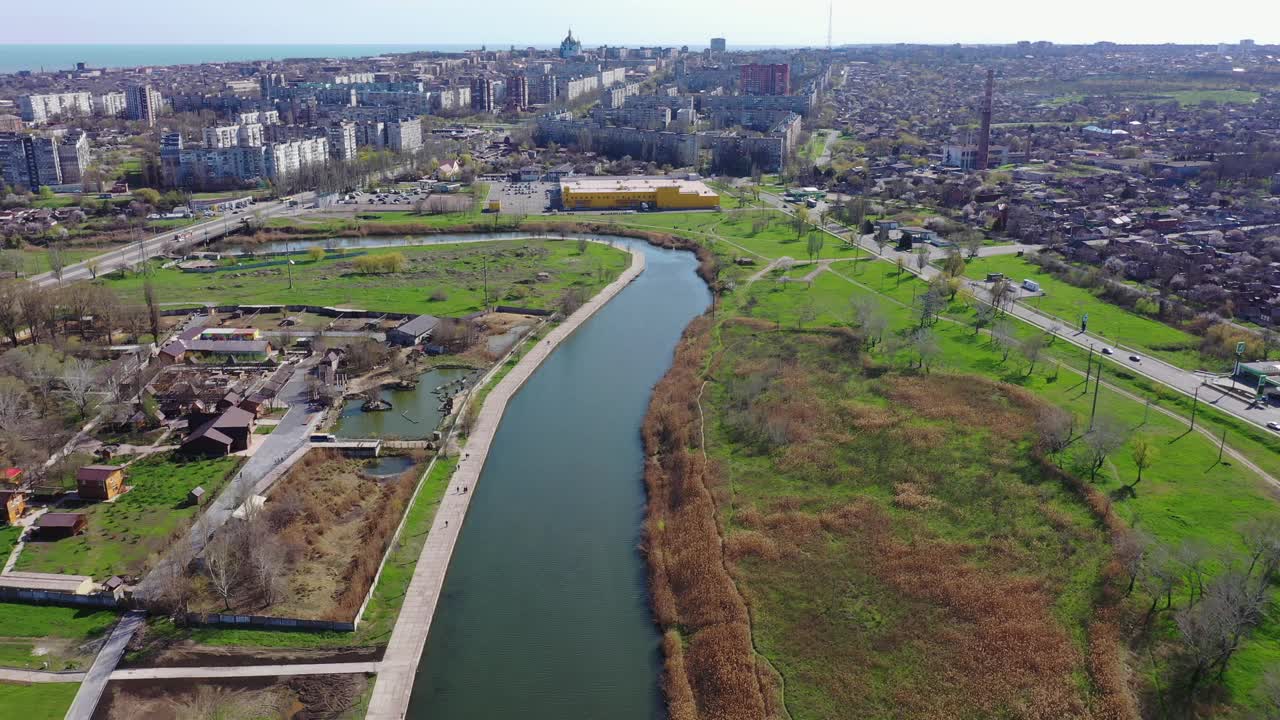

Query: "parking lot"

xmin=337 ymin=187 xmax=429 ymax=208
xmin=491 ymin=180 xmax=556 ymax=215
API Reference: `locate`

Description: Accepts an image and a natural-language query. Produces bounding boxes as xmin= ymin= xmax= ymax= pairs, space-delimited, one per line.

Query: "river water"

xmin=399 ymin=238 xmax=709 ymax=718
xmin=333 ymin=366 xmax=475 ymax=439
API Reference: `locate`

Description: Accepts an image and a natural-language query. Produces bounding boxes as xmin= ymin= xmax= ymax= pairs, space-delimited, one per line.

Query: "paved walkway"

xmin=64 ymin=611 xmax=145 ymax=720
xmin=135 ymin=360 xmax=322 ymax=600
xmin=364 ymin=244 xmax=647 ymax=720
xmin=109 ymin=661 xmax=380 ymax=681
xmin=0 ymin=668 xmax=85 ymax=683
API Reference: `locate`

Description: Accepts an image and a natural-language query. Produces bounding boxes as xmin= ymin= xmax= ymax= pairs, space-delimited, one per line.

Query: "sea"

xmin=0 ymin=44 xmax=487 ymax=74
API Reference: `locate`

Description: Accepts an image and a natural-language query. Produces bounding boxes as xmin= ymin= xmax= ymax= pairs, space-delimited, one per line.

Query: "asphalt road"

xmin=750 ymin=188 xmax=1280 ymax=432
xmin=27 ymin=193 xmax=311 ymax=289
xmin=133 ymin=359 xmax=322 ymax=601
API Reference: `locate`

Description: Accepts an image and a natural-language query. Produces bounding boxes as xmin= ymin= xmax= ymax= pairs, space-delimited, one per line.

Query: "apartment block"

xmin=56 ymin=130 xmax=90 ymax=184
xmin=387 ymin=118 xmax=422 ymax=154
xmin=739 ymin=63 xmax=791 ymax=96
xmin=18 ymin=92 xmax=93 ymax=124
xmin=470 ymin=77 xmax=496 ymax=113
xmin=327 ymin=121 xmax=357 ymax=161
xmin=94 ymin=91 xmax=127 ymax=117
xmin=0 ymin=133 xmax=61 ymax=188
xmin=126 ymin=85 xmax=163 ymax=126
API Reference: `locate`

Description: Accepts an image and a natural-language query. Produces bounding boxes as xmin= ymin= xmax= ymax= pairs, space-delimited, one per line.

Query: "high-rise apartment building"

xmin=506 ymin=75 xmax=529 ymax=110
xmin=327 ymin=122 xmax=357 ymax=161
xmin=18 ymin=92 xmax=93 ymax=124
xmin=94 ymin=92 xmax=127 ymax=117
xmin=125 ymin=85 xmax=163 ymax=126
xmin=739 ymin=64 xmax=791 ymax=96
xmin=387 ymin=118 xmax=422 ymax=154
xmin=0 ymin=133 xmax=61 ymax=189
xmin=56 ymin=130 xmax=90 ymax=184
xmin=470 ymin=77 xmax=496 ymax=113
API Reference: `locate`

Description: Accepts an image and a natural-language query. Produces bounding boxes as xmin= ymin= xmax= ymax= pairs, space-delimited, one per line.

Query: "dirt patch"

xmin=186 ymin=449 xmax=423 ymax=621
xmin=94 ymin=673 xmax=369 ymax=720
xmin=120 ymin=641 xmax=383 ymax=669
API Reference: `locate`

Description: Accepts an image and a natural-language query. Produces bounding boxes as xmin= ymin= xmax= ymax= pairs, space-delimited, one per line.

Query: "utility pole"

xmin=1189 ymin=384 xmax=1201 ymax=430
xmin=482 ymin=254 xmax=488 ymax=309
xmin=1084 ymin=345 xmax=1094 ymax=389
xmin=1089 ymin=365 xmax=1102 ymax=431
xmin=1217 ymin=428 xmax=1227 ymax=464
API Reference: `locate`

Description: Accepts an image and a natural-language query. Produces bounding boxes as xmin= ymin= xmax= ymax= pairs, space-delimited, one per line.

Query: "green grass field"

xmin=0 ymin=602 xmax=118 ymax=671
xmin=152 ymin=453 xmax=461 ymax=651
xmin=701 ymin=324 xmax=1112 ymax=717
xmin=5 ymin=246 xmax=123 ymax=277
xmin=99 ymin=239 xmax=630 ymax=317
xmin=962 ymin=255 xmax=1212 ymax=370
xmin=0 ymin=682 xmax=80 ymax=720
xmin=15 ymin=453 xmax=240 ymax=579
xmin=723 ymin=260 xmax=1280 ymax=712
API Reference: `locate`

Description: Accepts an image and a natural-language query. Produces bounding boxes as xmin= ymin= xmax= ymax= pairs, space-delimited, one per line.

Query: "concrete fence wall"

xmin=184 ymin=612 xmax=355 ymax=632
xmin=180 ymin=252 xmax=367 ymax=274
xmin=0 ymin=588 xmax=120 ymax=609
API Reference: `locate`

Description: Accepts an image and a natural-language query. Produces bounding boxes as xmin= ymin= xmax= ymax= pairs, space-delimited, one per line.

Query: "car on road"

xmin=1267 ymin=422 xmax=1280 ymax=432
xmin=1100 ymin=347 xmax=1113 ymax=355
xmin=1128 ymin=355 xmax=1141 ymax=363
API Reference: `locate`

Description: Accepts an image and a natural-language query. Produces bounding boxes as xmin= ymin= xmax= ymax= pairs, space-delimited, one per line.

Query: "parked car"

xmin=1267 ymin=422 xmax=1280 ymax=432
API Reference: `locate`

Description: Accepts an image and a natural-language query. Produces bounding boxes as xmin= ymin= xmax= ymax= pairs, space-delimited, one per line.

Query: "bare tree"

xmin=990 ymin=278 xmax=1016 ymax=313
xmin=1176 ymin=571 xmax=1265 ymax=692
xmin=1114 ymin=530 xmax=1149 ymax=596
xmin=202 ymin=526 xmax=241 ymax=611
xmin=1175 ymin=540 xmax=1214 ymax=607
xmin=1035 ymin=405 xmax=1075 ymax=461
xmin=1081 ymin=414 xmax=1127 ymax=482
xmin=1138 ymin=544 xmax=1182 ymax=625
xmin=1019 ymin=333 xmax=1049 ymax=376
xmin=0 ymin=376 xmax=35 ymax=429
xmin=991 ymin=319 xmax=1016 ymax=362
xmin=244 ymin=514 xmax=288 ymax=608
xmin=972 ymin=300 xmax=997 ymax=336
xmin=913 ymin=245 xmax=929 ymax=272
xmin=0 ymin=280 xmax=25 ymax=346
xmin=850 ymin=295 xmax=887 ymax=347
xmin=1241 ymin=518 xmax=1280 ymax=588
xmin=61 ymin=358 xmax=99 ymax=417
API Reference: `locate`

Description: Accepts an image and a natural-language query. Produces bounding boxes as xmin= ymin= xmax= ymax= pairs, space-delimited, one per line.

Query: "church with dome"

xmin=559 ymin=29 xmax=582 ymax=58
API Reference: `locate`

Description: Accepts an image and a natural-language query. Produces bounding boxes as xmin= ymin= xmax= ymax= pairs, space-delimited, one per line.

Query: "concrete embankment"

xmin=364 ymin=243 xmax=646 ymax=719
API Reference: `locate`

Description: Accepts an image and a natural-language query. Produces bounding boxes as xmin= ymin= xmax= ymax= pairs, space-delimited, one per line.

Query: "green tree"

xmin=306 ymin=246 xmax=326 ymax=262
xmin=37 ymin=186 xmax=55 ymax=200
xmin=132 ymin=188 xmax=161 ymax=206
xmin=1128 ymin=437 xmax=1157 ymax=493
xmin=806 ymin=231 xmax=824 ymax=262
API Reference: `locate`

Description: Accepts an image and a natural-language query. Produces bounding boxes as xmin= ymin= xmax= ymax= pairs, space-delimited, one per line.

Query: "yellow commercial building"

xmin=560 ymin=177 xmax=720 ymax=211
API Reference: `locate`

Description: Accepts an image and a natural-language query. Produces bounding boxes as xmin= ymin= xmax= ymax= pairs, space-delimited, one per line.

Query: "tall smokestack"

xmin=976 ymin=68 xmax=994 ymax=172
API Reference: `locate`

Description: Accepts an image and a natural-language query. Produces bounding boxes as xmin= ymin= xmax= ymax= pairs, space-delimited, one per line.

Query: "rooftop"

xmin=561 ymin=176 xmax=719 ymax=198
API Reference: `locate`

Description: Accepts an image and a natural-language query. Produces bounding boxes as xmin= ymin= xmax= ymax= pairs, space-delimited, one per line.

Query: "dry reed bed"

xmin=678 ymin=323 xmax=1140 ymax=719
xmin=642 ymin=316 xmax=775 ymax=720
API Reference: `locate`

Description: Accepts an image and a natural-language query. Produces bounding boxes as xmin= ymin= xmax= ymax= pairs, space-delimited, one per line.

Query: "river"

xmin=394 ymin=238 xmax=709 ymax=718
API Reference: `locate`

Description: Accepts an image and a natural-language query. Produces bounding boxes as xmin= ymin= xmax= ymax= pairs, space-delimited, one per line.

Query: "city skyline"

xmin=3 ymin=0 xmax=1278 ymax=47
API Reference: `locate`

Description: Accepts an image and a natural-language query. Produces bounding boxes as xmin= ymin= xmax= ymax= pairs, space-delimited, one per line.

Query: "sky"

xmin=3 ymin=0 xmax=1278 ymax=47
